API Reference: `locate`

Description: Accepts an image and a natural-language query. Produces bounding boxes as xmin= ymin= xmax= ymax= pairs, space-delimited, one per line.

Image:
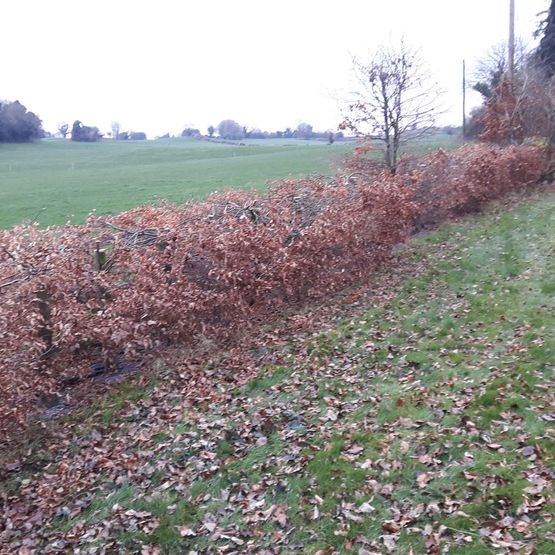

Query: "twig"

xmin=0 ymin=276 xmax=30 ymax=289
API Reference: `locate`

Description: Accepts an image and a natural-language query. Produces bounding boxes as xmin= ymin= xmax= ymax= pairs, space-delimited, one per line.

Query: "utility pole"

xmin=462 ymin=59 xmax=466 ymax=138
xmin=508 ymin=0 xmax=515 ymax=80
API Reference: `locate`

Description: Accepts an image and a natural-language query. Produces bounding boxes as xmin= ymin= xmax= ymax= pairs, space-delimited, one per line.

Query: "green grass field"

xmin=0 ymin=135 xmax=461 ymax=229
xmin=0 ymin=138 xmax=351 ymax=228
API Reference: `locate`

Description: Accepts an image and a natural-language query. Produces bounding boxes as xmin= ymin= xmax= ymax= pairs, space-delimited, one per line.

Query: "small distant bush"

xmin=129 ymin=131 xmax=147 ymax=140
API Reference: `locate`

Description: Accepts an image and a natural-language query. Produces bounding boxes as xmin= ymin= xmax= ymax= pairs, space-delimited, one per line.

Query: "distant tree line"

xmin=182 ymin=127 xmax=201 ymax=138
xmin=0 ymin=102 xmax=344 ymax=144
xmin=110 ymin=121 xmax=147 ymax=141
xmin=114 ymin=131 xmax=147 ymax=140
xmin=0 ymin=100 xmax=43 ymax=142
xmin=177 ymin=120 xmax=345 ymax=142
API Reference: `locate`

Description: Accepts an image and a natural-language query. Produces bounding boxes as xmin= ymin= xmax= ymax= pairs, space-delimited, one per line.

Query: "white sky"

xmin=1 ymin=0 xmax=548 ymax=137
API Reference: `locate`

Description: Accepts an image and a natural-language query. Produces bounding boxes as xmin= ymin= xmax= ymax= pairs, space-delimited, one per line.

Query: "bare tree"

xmin=473 ymin=39 xmax=529 ymax=98
xmin=341 ymin=41 xmax=440 ymax=173
xmin=111 ymin=121 xmax=121 ymax=140
xmin=57 ymin=122 xmax=69 ymax=139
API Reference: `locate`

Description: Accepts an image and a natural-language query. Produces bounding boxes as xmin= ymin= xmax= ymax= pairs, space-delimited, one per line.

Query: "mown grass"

xmin=0 ymin=134 xmax=460 ymax=228
xmin=6 ymin=190 xmax=554 ymax=553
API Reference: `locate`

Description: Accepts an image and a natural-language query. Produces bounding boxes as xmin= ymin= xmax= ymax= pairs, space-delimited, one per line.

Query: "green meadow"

xmin=0 ymin=134 xmax=461 ymax=228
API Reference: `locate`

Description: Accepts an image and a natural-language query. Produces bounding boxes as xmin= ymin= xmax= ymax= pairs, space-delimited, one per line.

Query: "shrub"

xmin=391 ymin=144 xmax=545 ymax=227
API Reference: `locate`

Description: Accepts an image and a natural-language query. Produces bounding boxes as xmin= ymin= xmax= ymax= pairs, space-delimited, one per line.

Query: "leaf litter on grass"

xmin=1 ymin=190 xmax=554 ymax=554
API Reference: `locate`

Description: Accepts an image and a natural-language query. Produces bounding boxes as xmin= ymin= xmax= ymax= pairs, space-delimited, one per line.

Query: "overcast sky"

xmin=1 ymin=0 xmax=548 ymax=137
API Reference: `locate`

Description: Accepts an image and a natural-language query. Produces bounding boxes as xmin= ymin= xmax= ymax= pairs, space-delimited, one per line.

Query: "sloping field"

xmin=0 ymin=135 xmax=460 ymax=229
xmin=1 ymin=189 xmax=553 ymax=554
xmin=0 ymin=139 xmax=352 ymax=228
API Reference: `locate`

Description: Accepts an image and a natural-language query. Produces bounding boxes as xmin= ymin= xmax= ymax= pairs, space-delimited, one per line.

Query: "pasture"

xmin=0 ymin=134 xmax=461 ymax=228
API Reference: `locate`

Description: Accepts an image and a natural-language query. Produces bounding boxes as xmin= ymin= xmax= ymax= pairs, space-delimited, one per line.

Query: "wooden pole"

xmin=462 ymin=59 xmax=466 ymax=139
xmin=509 ymin=0 xmax=515 ymax=80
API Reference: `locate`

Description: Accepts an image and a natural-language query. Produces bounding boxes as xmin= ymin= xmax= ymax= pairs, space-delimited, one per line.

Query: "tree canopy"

xmin=0 ymin=100 xmax=43 ymax=142
xmin=535 ymin=0 xmax=555 ymax=75
xmin=217 ymin=119 xmax=244 ymax=140
xmin=71 ymin=120 xmax=102 ymax=142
